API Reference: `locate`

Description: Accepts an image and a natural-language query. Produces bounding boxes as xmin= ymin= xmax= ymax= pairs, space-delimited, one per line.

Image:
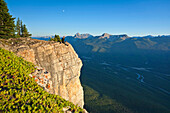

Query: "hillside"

xmin=0 ymin=48 xmax=83 ymax=112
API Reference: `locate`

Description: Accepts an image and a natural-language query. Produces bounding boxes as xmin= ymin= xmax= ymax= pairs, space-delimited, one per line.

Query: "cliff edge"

xmin=0 ymin=38 xmax=84 ymax=108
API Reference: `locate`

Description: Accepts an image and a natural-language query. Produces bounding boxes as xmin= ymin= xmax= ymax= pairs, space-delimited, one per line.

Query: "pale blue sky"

xmin=5 ymin=0 xmax=170 ymax=36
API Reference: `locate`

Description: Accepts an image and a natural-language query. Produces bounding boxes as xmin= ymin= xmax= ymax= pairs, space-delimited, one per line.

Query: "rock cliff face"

xmin=0 ymin=38 xmax=84 ymax=108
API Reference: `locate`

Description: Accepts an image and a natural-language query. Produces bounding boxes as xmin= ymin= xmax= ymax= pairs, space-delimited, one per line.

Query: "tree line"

xmin=0 ymin=0 xmax=31 ymax=39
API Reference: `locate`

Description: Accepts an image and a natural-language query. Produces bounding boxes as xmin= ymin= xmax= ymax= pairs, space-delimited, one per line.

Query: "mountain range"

xmin=72 ymin=33 xmax=170 ymax=40
xmin=32 ymin=33 xmax=170 ymax=53
xmin=64 ymin=33 xmax=170 ymax=53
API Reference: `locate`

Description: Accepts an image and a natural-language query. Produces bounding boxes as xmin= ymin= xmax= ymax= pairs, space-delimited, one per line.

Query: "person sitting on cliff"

xmin=62 ymin=36 xmax=68 ymax=46
xmin=62 ymin=36 xmax=65 ymax=44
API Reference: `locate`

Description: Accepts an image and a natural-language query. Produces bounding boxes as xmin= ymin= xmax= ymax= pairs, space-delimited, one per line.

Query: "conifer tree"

xmin=54 ymin=34 xmax=61 ymax=42
xmin=54 ymin=35 xmax=61 ymax=42
xmin=22 ymin=24 xmax=31 ymax=37
xmin=0 ymin=0 xmax=15 ymax=39
xmin=21 ymin=20 xmax=24 ymax=36
xmin=49 ymin=34 xmax=61 ymax=42
xmin=22 ymin=24 xmax=28 ymax=37
xmin=15 ymin=17 xmax=21 ymax=37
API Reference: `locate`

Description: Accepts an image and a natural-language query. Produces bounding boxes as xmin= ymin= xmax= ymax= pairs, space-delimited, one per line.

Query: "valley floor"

xmin=80 ymin=56 xmax=170 ymax=113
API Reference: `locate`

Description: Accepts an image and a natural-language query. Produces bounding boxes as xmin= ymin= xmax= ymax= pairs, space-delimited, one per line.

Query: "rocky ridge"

xmin=0 ymin=38 xmax=84 ymax=108
xmin=99 ymin=33 xmax=129 ymax=40
xmin=74 ymin=33 xmax=93 ymax=39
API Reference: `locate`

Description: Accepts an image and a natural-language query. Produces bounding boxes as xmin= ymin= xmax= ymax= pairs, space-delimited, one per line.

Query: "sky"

xmin=5 ymin=0 xmax=170 ymax=37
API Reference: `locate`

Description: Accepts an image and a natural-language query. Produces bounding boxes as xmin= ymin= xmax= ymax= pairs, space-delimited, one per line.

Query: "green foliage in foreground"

xmin=0 ymin=48 xmax=83 ymax=112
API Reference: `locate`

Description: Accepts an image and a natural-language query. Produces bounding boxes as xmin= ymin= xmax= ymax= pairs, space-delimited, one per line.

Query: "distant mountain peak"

xmin=101 ymin=33 xmax=111 ymax=38
xmin=74 ymin=33 xmax=93 ymax=39
xmin=99 ymin=33 xmax=129 ymax=40
xmin=102 ymin=33 xmax=111 ymax=36
xmin=75 ymin=33 xmax=81 ymax=36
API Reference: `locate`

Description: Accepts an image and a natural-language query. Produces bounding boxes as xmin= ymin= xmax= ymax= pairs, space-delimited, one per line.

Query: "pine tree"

xmin=22 ymin=24 xmax=28 ymax=37
xmin=22 ymin=24 xmax=31 ymax=37
xmin=49 ymin=34 xmax=61 ymax=42
xmin=54 ymin=35 xmax=61 ymax=42
xmin=0 ymin=0 xmax=15 ymax=39
xmin=15 ymin=17 xmax=21 ymax=37
xmin=21 ymin=20 xmax=24 ymax=36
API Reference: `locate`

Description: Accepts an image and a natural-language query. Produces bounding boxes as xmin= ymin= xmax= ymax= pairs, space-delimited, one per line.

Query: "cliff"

xmin=0 ymin=38 xmax=84 ymax=108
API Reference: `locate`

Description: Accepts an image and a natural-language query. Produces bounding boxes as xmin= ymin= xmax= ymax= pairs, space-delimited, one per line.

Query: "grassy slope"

xmin=0 ymin=48 xmax=83 ymax=112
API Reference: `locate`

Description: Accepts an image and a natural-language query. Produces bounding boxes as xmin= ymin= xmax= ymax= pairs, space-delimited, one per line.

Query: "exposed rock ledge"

xmin=0 ymin=38 xmax=84 ymax=108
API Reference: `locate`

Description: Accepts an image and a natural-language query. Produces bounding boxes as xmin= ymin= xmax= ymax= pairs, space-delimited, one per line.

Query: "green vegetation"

xmin=50 ymin=34 xmax=62 ymax=42
xmin=0 ymin=0 xmax=15 ymax=39
xmin=83 ymin=85 xmax=132 ymax=113
xmin=0 ymin=48 xmax=83 ymax=112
